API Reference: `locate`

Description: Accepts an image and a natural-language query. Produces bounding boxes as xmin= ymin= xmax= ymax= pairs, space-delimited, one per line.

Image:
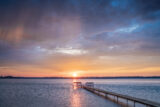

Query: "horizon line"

xmin=1 ymin=76 xmax=160 ymax=79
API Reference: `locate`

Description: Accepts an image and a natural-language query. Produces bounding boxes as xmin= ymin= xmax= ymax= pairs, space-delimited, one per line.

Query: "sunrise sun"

xmin=72 ymin=73 xmax=77 ymax=77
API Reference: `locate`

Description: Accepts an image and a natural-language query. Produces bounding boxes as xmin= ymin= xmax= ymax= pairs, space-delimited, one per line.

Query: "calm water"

xmin=79 ymin=79 xmax=160 ymax=103
xmin=0 ymin=79 xmax=160 ymax=107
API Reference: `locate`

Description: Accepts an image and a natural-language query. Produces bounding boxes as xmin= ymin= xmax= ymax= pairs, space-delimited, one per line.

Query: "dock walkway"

xmin=83 ymin=86 xmax=160 ymax=107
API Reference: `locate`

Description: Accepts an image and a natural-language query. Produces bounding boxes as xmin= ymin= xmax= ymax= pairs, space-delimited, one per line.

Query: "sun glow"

xmin=72 ymin=73 xmax=77 ymax=77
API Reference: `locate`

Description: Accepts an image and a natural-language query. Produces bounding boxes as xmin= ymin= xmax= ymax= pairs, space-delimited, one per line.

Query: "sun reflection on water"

xmin=71 ymin=78 xmax=82 ymax=107
xmin=73 ymin=79 xmax=77 ymax=82
xmin=71 ymin=89 xmax=81 ymax=107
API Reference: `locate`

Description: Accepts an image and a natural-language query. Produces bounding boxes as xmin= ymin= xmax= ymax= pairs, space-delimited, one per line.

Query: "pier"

xmin=82 ymin=85 xmax=160 ymax=107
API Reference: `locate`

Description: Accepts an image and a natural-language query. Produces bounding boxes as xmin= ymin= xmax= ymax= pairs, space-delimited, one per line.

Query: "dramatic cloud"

xmin=0 ymin=0 xmax=160 ymax=77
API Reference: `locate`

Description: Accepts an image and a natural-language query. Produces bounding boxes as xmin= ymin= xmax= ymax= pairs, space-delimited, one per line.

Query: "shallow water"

xmin=0 ymin=79 xmax=160 ymax=107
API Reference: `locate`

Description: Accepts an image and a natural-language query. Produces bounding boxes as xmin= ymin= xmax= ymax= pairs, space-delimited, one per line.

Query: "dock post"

xmin=105 ymin=94 xmax=108 ymax=98
xmin=133 ymin=101 xmax=135 ymax=107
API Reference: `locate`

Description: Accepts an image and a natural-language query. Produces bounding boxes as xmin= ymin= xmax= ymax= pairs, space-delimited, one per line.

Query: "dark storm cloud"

xmin=0 ymin=0 xmax=160 ymax=66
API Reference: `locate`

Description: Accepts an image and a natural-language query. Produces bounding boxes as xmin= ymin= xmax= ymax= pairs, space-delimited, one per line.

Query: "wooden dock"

xmin=83 ymin=86 xmax=160 ymax=107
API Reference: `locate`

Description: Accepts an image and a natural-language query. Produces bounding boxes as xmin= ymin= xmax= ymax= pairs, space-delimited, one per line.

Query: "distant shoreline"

xmin=0 ymin=76 xmax=160 ymax=79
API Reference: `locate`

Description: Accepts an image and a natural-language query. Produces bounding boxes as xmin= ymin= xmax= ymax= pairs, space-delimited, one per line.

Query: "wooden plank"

xmin=83 ymin=86 xmax=160 ymax=107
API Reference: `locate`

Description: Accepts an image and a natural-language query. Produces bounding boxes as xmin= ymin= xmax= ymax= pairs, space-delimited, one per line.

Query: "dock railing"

xmin=83 ymin=86 xmax=160 ymax=107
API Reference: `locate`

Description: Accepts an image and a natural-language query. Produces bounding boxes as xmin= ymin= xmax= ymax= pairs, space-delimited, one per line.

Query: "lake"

xmin=0 ymin=79 xmax=160 ymax=107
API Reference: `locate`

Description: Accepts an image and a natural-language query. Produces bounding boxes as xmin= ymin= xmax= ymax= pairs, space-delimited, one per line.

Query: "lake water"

xmin=0 ymin=79 xmax=160 ymax=107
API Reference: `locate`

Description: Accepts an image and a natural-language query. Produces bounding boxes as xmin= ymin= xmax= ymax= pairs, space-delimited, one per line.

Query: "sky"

xmin=0 ymin=0 xmax=160 ymax=77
